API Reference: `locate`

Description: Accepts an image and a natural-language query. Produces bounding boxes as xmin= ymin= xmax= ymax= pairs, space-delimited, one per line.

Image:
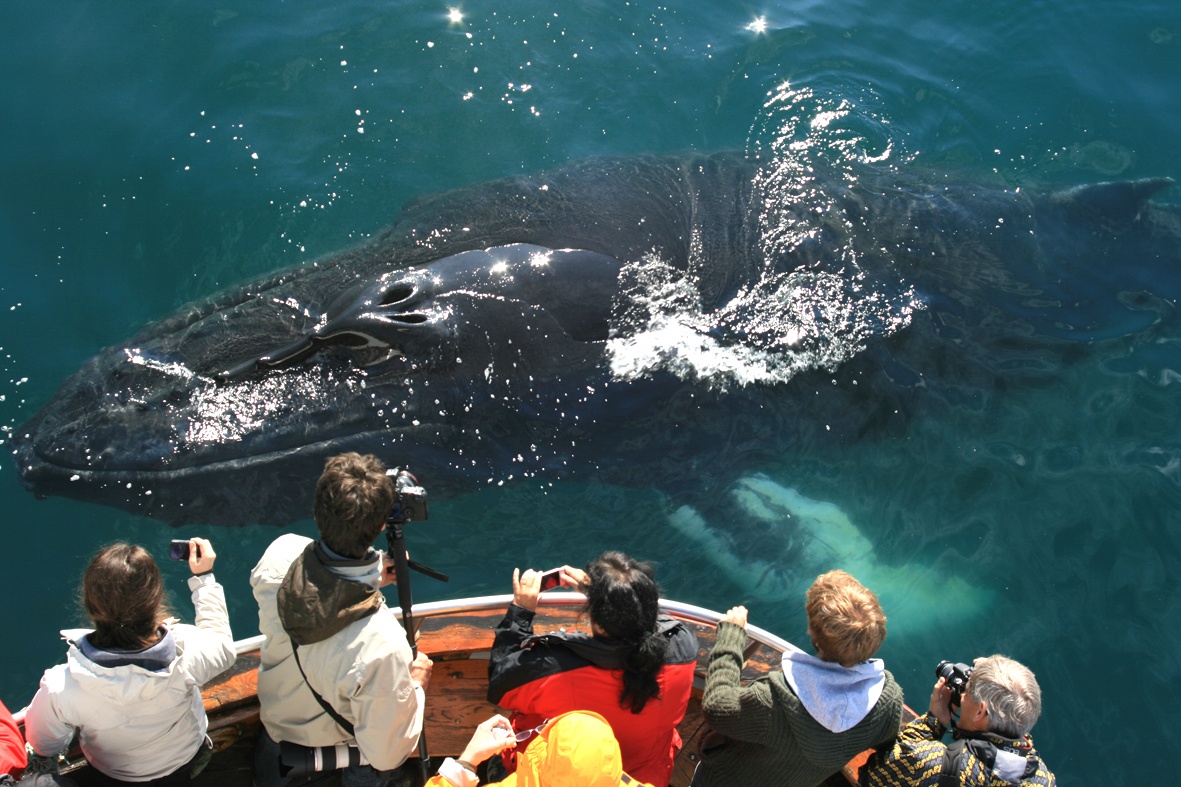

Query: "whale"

xmin=11 ymin=152 xmax=1181 ymax=527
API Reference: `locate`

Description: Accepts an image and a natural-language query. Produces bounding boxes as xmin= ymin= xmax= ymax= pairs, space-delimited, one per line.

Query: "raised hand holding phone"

xmin=514 ymin=564 xmax=590 ymax=610
xmin=188 ymin=537 xmax=216 ymax=575
xmin=558 ymin=565 xmax=588 ymax=590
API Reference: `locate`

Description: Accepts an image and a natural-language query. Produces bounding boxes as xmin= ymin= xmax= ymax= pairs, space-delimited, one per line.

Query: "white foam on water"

xmin=606 ymin=253 xmax=920 ymax=391
xmin=607 ymin=314 xmax=784 ymax=387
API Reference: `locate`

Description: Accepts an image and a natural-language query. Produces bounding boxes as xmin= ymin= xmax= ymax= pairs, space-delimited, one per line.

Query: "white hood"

xmin=781 ymin=646 xmax=886 ymax=733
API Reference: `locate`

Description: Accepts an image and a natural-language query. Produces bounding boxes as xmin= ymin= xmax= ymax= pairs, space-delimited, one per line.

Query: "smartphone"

xmin=169 ymin=539 xmax=191 ymax=561
xmin=538 ymin=568 xmax=563 ymax=592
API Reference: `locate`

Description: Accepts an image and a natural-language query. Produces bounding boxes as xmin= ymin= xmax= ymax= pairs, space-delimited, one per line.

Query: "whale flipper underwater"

xmin=11 ymin=152 xmax=1181 ymax=526
xmin=667 ymin=474 xmax=992 ymax=634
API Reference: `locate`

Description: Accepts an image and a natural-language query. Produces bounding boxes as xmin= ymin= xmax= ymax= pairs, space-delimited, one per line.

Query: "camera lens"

xmin=934 ymin=660 xmax=972 ymax=705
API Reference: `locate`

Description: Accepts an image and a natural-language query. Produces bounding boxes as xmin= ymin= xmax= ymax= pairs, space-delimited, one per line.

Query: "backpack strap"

xmin=291 ymin=642 xmax=356 ymax=737
xmin=937 ymin=739 xmax=973 ymax=787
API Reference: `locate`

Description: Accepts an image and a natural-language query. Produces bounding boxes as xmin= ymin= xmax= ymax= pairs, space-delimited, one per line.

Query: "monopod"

xmin=385 ymin=468 xmax=448 ymax=786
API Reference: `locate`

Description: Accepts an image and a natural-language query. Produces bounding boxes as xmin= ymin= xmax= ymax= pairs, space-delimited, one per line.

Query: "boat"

xmin=13 ymin=593 xmax=915 ymax=786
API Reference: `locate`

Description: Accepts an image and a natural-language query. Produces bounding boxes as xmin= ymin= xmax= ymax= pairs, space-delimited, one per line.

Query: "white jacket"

xmin=24 ymin=574 xmax=235 ymax=781
xmin=250 ymin=534 xmax=424 ymax=772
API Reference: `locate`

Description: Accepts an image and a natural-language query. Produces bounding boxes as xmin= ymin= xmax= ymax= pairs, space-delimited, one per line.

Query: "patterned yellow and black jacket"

xmin=860 ymin=713 xmax=1057 ymax=787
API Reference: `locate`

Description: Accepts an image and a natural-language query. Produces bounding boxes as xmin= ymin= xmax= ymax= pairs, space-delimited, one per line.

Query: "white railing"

xmin=231 ymin=593 xmax=797 ymax=656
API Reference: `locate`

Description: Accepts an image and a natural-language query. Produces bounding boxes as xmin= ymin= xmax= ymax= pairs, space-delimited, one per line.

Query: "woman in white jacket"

xmin=24 ymin=539 xmax=235 ymax=786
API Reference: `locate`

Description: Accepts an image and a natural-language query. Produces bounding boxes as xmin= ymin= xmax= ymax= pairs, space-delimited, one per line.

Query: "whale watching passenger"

xmin=23 ymin=539 xmax=234 ymax=787
xmin=250 ymin=452 xmax=433 ymax=787
xmin=860 ymin=654 xmax=1057 ymax=787
xmin=693 ymin=569 xmax=904 ymax=787
xmin=426 ymin=710 xmax=655 ymax=787
xmin=1 ymin=698 xmax=28 ymax=779
xmin=486 ymin=551 xmax=696 ymax=787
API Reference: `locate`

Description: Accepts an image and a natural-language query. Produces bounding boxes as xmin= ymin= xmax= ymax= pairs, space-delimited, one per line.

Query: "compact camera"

xmin=386 ymin=468 xmax=429 ymax=525
xmin=169 ymin=539 xmax=194 ymax=561
xmin=935 ymin=660 xmax=973 ymax=706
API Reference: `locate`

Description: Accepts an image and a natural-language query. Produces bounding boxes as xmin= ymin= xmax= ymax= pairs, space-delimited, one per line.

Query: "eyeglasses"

xmin=513 ymin=719 xmax=550 ymax=742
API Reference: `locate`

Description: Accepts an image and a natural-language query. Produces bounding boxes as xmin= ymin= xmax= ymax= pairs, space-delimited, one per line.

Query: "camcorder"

xmin=935 ymin=660 xmax=973 ymax=707
xmin=386 ymin=468 xmax=428 ymax=525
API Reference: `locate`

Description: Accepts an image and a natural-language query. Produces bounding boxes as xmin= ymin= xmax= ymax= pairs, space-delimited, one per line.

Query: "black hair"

xmin=583 ymin=551 xmax=668 ymax=713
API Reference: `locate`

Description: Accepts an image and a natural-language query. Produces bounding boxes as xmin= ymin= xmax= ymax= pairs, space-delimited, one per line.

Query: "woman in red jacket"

xmin=1 ymin=698 xmax=27 ymax=779
xmin=487 ymin=552 xmax=697 ymax=787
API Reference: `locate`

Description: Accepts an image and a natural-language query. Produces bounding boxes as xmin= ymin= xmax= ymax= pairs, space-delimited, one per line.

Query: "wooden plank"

xmin=204 ymin=652 xmax=260 ymax=713
xmin=419 ymin=656 xmax=499 ymax=755
xmin=416 ymin=623 xmax=494 ymax=655
xmin=669 ymin=690 xmax=710 ymax=787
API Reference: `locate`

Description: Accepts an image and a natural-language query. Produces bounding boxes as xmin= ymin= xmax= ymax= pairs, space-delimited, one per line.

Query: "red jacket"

xmin=1 ymin=699 xmax=27 ymax=778
xmin=487 ymin=604 xmax=697 ymax=787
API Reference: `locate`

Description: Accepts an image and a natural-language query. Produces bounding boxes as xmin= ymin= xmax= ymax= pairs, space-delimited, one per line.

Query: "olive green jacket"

xmin=695 ymin=621 xmax=903 ymax=787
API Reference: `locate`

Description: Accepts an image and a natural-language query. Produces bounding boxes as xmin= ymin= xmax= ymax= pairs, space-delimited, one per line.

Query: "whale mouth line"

xmin=18 ymin=425 xmax=402 ymax=485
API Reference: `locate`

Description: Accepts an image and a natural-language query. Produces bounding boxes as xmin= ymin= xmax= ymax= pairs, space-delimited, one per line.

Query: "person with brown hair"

xmin=23 ymin=538 xmax=234 ymax=786
xmin=251 ymin=452 xmax=433 ymax=787
xmin=692 ymin=569 xmax=904 ymax=787
xmin=487 ymin=552 xmax=697 ymax=787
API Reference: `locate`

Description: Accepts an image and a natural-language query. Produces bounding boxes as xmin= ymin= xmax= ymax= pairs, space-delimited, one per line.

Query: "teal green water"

xmin=3 ymin=2 xmax=1180 ymax=784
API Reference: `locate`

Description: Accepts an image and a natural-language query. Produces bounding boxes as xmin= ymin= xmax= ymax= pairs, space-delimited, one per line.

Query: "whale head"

xmin=13 ymin=244 xmax=626 ymax=525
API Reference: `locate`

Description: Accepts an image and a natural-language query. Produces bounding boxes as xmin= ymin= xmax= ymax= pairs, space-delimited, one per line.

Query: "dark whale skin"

xmin=12 ymin=152 xmax=1180 ymax=526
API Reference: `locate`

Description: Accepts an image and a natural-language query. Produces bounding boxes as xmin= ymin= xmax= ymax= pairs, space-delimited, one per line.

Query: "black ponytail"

xmin=584 ymin=551 xmax=666 ymax=713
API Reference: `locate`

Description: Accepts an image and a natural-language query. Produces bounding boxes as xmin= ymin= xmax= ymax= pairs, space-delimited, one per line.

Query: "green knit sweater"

xmin=696 ymin=621 xmax=904 ymax=787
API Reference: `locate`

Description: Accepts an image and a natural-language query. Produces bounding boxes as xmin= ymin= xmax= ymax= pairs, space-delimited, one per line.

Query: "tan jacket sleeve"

xmin=345 ymin=611 xmax=426 ymax=771
xmin=178 ymin=573 xmax=236 ymax=685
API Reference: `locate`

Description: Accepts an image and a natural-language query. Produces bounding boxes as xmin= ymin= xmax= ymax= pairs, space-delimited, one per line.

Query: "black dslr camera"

xmin=386 ymin=467 xmax=428 ymax=525
xmin=935 ymin=660 xmax=973 ymax=706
